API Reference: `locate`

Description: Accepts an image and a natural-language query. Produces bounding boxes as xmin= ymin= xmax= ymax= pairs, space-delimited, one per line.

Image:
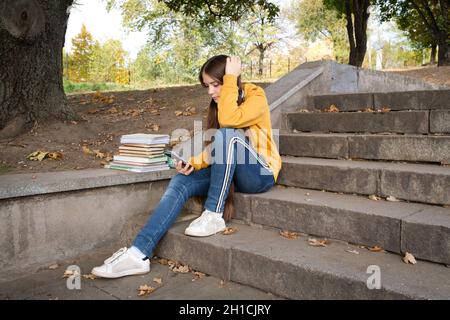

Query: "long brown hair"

xmin=199 ymin=55 xmax=244 ymax=222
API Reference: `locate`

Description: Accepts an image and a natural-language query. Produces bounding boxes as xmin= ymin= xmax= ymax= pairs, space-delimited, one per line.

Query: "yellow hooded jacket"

xmin=188 ymin=74 xmax=282 ymax=182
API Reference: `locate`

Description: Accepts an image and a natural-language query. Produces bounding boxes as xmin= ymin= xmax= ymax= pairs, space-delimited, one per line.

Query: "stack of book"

xmin=105 ymin=133 xmax=171 ymax=173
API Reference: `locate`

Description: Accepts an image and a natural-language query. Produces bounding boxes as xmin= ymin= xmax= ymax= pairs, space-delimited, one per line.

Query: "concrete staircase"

xmin=156 ymin=89 xmax=450 ymax=299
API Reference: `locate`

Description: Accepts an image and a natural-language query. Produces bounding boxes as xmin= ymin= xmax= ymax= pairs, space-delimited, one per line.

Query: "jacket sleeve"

xmin=217 ymin=75 xmax=267 ymax=128
xmin=187 ymin=147 xmax=210 ymax=171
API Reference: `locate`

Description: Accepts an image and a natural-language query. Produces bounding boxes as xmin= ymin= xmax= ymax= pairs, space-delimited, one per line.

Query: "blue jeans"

xmin=132 ymin=128 xmax=275 ymax=257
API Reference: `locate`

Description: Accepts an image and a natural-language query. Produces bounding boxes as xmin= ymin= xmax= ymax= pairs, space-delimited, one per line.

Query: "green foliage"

xmin=375 ymin=0 xmax=449 ymax=65
xmin=69 ymin=24 xmax=99 ymax=81
xmin=288 ymin=0 xmax=348 ymax=63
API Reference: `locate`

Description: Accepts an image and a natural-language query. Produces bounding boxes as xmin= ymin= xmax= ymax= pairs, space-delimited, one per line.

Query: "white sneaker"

xmin=184 ymin=210 xmax=226 ymax=237
xmin=91 ymin=247 xmax=150 ymax=278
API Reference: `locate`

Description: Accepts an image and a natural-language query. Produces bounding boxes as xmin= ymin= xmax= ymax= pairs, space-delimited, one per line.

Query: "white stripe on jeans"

xmin=215 ymin=136 xmax=272 ymax=213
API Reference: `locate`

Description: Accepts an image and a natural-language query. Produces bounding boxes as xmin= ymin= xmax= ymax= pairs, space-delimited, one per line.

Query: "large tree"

xmin=324 ymin=0 xmax=371 ymax=67
xmin=288 ymin=0 xmax=348 ymax=63
xmin=376 ymin=0 xmax=449 ymax=66
xmin=0 ymin=0 xmax=279 ymax=138
xmin=0 ymin=0 xmax=77 ymax=139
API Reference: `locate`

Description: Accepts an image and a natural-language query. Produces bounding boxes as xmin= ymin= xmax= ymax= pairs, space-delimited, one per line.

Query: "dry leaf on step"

xmin=323 ymin=104 xmax=339 ymax=112
xmin=368 ymin=195 xmax=380 ymax=201
xmin=137 ymin=284 xmax=155 ymax=296
xmin=153 ymin=277 xmax=162 ymax=284
xmin=222 ymin=227 xmax=238 ymax=235
xmin=386 ymin=196 xmax=400 ymax=202
xmin=403 ymin=252 xmax=417 ymax=265
xmin=345 ymin=249 xmax=360 ymax=255
xmin=308 ymin=238 xmax=329 ymax=247
xmin=367 ymin=246 xmax=384 ymax=252
xmin=280 ymin=230 xmax=299 ymax=240
xmin=83 ymin=274 xmax=96 ymax=280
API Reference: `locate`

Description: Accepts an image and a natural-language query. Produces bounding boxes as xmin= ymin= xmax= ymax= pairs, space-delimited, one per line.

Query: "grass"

xmin=0 ymin=163 xmax=12 ymax=175
xmin=63 ymin=81 xmax=132 ymax=94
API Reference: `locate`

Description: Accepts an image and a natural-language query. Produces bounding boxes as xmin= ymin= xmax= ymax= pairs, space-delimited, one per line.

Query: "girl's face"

xmin=202 ymin=72 xmax=222 ymax=103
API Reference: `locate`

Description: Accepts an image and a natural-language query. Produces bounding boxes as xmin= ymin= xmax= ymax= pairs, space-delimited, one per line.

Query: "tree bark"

xmin=0 ymin=0 xmax=77 ymax=139
xmin=430 ymin=43 xmax=437 ymax=64
xmin=344 ymin=0 xmax=370 ymax=67
xmin=257 ymin=44 xmax=265 ymax=76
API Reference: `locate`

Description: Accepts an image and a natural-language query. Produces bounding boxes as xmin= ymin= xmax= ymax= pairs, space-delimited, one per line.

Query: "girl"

xmin=91 ymin=55 xmax=282 ymax=278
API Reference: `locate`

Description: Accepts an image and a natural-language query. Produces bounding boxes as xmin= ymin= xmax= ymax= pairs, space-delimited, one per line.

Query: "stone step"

xmin=286 ymin=111 xmax=429 ymax=134
xmin=305 ymin=90 xmax=450 ymax=112
xmin=233 ymin=186 xmax=450 ymax=265
xmin=279 ymin=133 xmax=450 ymax=164
xmin=277 ymin=156 xmax=450 ymax=206
xmin=155 ymin=221 xmax=450 ymax=299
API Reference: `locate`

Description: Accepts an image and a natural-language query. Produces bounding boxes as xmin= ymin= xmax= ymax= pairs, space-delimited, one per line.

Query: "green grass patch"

xmin=63 ymin=81 xmax=132 ymax=94
xmin=0 ymin=163 xmax=12 ymax=175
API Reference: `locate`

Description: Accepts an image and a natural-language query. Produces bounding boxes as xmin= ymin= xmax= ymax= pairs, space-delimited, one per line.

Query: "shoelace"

xmin=104 ymin=247 xmax=127 ymax=264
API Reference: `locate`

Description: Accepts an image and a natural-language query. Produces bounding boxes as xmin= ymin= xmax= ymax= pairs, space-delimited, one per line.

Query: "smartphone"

xmin=165 ymin=150 xmax=188 ymax=165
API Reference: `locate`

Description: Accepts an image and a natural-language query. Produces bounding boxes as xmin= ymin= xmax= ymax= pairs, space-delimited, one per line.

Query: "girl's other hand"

xmin=176 ymin=160 xmax=194 ymax=175
xmin=225 ymin=56 xmax=241 ymax=77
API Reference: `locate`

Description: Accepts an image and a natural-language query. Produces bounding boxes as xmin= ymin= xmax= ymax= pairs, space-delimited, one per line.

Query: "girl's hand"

xmin=176 ymin=160 xmax=194 ymax=175
xmin=225 ymin=56 xmax=241 ymax=77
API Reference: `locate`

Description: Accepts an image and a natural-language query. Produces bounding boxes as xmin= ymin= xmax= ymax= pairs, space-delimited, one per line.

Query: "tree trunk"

xmin=430 ymin=44 xmax=437 ymax=64
xmin=344 ymin=0 xmax=370 ymax=67
xmin=258 ymin=45 xmax=265 ymax=76
xmin=344 ymin=0 xmax=357 ymax=66
xmin=0 ymin=0 xmax=77 ymax=139
xmin=437 ymin=36 xmax=450 ymax=66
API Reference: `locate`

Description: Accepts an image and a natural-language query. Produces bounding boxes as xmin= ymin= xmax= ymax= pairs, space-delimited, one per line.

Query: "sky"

xmin=65 ymin=0 xmax=147 ymax=60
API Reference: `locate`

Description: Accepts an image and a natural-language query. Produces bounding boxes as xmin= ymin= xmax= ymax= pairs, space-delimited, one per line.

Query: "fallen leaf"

xmin=47 ymin=152 xmax=63 ymax=160
xmin=82 ymin=145 xmax=93 ymax=155
xmin=368 ymin=195 xmax=380 ymax=201
xmin=137 ymin=284 xmax=155 ymax=296
xmin=219 ymin=280 xmax=226 ymax=287
xmin=153 ymin=277 xmax=162 ymax=284
xmin=151 ymin=124 xmax=160 ymax=132
xmin=345 ymin=249 xmax=360 ymax=255
xmin=367 ymin=246 xmax=384 ymax=252
xmin=379 ymin=106 xmax=391 ymax=112
xmin=48 ymin=263 xmax=59 ymax=270
xmin=308 ymin=238 xmax=329 ymax=247
xmin=386 ymin=195 xmax=400 ymax=202
xmin=280 ymin=230 xmax=299 ymax=240
xmin=158 ymin=258 xmax=168 ymax=265
xmin=83 ymin=274 xmax=97 ymax=280
xmin=106 ymin=107 xmax=119 ymax=114
xmin=323 ymin=104 xmax=339 ymax=112
xmin=362 ymin=107 xmax=374 ymax=112
xmin=62 ymin=269 xmax=79 ymax=278
xmin=192 ymin=271 xmax=205 ymax=281
xmin=175 ymin=110 xmax=183 ymax=116
xmin=70 ymin=121 xmax=78 ymax=125
xmin=222 ymin=227 xmax=238 ymax=235
xmin=403 ymin=252 xmax=417 ymax=265
xmin=27 ymin=151 xmax=48 ymax=161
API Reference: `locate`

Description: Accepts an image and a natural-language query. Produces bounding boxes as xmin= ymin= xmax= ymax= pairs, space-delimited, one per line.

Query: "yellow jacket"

xmin=188 ymin=74 xmax=282 ymax=181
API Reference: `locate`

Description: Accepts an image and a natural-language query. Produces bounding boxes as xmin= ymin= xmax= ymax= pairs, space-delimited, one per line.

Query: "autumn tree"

xmin=376 ymin=0 xmax=449 ymax=66
xmin=69 ymin=24 xmax=99 ymax=82
xmin=324 ymin=0 xmax=372 ymax=67
xmin=287 ymin=0 xmax=348 ymax=63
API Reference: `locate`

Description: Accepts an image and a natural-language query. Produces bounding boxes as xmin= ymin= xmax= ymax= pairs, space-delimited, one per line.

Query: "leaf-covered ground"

xmin=0 ymin=83 xmax=270 ymax=175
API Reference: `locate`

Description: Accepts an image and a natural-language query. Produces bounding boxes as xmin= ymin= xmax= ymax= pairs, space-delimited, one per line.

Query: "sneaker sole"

xmin=184 ymin=227 xmax=226 ymax=237
xmin=91 ymin=268 xmax=150 ymax=279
